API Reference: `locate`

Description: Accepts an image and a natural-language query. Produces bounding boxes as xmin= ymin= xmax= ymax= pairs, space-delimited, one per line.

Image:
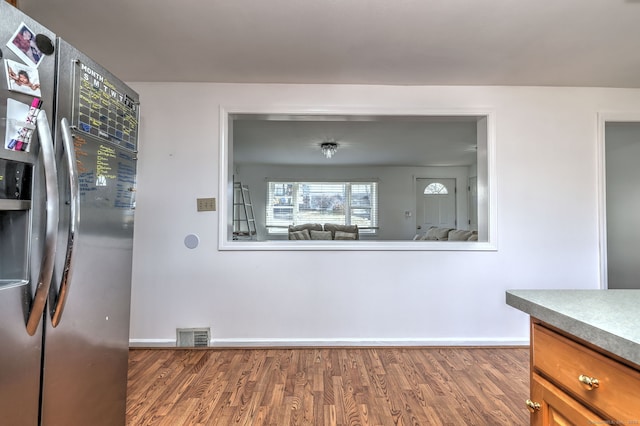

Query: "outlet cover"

xmin=197 ymin=197 xmax=216 ymax=211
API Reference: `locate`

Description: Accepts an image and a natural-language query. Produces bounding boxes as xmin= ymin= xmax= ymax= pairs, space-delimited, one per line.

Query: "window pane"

xmin=267 ymin=181 xmax=378 ymax=234
xmin=350 ymin=183 xmax=376 ymax=229
xmin=267 ymin=183 xmax=294 ymax=232
xmin=298 ymin=183 xmax=346 ymax=224
xmin=424 ymin=182 xmax=448 ymax=194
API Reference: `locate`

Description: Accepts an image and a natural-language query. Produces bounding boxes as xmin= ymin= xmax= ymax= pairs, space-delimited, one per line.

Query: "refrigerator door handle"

xmin=51 ymin=118 xmax=79 ymax=327
xmin=26 ymin=111 xmax=59 ymax=336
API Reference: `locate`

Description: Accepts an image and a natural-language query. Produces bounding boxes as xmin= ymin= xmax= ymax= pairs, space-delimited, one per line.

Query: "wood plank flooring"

xmin=127 ymin=347 xmax=529 ymax=425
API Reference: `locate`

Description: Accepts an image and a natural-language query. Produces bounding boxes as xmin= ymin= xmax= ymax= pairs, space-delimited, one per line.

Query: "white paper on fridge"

xmin=4 ymin=98 xmax=39 ymax=153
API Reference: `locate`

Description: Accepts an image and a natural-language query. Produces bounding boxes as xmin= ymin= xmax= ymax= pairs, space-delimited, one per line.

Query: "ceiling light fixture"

xmin=320 ymin=142 xmax=338 ymax=159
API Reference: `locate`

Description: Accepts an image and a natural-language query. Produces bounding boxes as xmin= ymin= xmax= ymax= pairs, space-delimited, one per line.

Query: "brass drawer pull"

xmin=578 ymin=374 xmax=599 ymax=390
xmin=525 ymin=399 xmax=541 ymax=412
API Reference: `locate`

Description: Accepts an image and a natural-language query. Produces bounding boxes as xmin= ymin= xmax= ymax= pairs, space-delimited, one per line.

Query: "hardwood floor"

xmin=127 ymin=347 xmax=529 ymax=426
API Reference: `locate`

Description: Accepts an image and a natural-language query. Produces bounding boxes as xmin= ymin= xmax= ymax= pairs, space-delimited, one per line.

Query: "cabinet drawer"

xmin=532 ymin=323 xmax=640 ymax=422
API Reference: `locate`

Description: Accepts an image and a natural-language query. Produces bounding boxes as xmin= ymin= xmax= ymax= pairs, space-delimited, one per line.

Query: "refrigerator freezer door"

xmin=0 ymin=283 xmax=41 ymax=426
xmin=0 ymin=2 xmax=56 ymax=424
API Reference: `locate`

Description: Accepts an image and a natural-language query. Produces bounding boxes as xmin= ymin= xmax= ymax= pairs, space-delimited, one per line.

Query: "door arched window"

xmin=424 ymin=182 xmax=448 ymax=195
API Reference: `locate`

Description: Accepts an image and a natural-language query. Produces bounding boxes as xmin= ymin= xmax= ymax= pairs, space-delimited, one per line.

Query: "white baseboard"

xmin=129 ymin=337 xmax=529 ymax=348
xmin=129 ymin=339 xmax=175 ymax=348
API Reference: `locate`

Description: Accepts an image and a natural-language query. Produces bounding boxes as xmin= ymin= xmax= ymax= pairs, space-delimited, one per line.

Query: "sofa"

xmin=413 ymin=226 xmax=478 ymax=241
xmin=288 ymin=223 xmax=359 ymax=240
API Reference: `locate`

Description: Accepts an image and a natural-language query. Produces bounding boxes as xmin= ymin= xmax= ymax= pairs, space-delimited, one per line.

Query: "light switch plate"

xmin=197 ymin=197 xmax=216 ymax=211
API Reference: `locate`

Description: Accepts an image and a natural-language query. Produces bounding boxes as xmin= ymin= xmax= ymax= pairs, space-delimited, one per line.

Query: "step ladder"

xmin=233 ymin=182 xmax=257 ymax=240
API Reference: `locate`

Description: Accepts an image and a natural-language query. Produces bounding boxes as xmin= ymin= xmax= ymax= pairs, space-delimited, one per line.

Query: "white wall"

xmin=236 ymin=164 xmax=471 ymax=241
xmin=128 ymin=83 xmax=640 ymax=347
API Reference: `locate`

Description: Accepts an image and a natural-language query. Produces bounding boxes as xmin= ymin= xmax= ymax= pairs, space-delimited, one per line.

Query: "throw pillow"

xmin=448 ymin=229 xmax=474 ymax=241
xmin=289 ymin=229 xmax=311 ymax=240
xmin=323 ymin=223 xmax=359 ymax=240
xmin=424 ymin=226 xmax=452 ymax=240
xmin=310 ymin=230 xmax=333 ymax=240
xmin=334 ymin=231 xmax=357 ymax=240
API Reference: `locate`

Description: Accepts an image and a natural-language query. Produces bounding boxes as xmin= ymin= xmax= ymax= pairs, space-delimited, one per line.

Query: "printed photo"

xmin=4 ymin=59 xmax=41 ymax=96
xmin=6 ymin=22 xmax=44 ymax=67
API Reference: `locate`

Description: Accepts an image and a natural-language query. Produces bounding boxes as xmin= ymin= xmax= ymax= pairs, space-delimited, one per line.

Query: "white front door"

xmin=416 ymin=178 xmax=456 ymax=232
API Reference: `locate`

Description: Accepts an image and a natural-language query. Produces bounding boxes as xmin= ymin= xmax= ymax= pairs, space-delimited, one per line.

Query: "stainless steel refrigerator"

xmin=0 ymin=3 xmax=139 ymax=424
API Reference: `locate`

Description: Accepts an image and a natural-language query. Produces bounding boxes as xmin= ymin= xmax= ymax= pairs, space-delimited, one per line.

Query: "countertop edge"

xmin=506 ymin=291 xmax=640 ymax=367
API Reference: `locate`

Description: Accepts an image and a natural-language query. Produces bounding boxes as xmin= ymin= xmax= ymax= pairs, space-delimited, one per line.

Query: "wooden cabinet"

xmin=527 ymin=320 xmax=640 ymax=425
xmin=530 ymin=373 xmax=604 ymax=425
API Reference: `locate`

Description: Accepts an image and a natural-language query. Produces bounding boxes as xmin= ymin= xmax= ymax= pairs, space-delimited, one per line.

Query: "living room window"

xmin=266 ymin=181 xmax=378 ymax=235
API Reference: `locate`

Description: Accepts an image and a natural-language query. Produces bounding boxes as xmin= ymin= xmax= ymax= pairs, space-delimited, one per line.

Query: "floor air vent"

xmin=176 ymin=327 xmax=210 ymax=347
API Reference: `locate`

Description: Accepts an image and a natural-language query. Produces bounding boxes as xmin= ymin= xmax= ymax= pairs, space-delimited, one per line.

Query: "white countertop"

xmin=506 ymin=289 xmax=640 ymax=366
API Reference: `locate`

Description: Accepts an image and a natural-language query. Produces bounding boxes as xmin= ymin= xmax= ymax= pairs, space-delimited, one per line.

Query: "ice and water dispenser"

xmin=0 ymin=157 xmax=33 ymax=287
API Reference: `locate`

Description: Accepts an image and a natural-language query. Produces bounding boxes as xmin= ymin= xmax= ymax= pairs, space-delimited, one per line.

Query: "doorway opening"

xmin=600 ymin=116 xmax=640 ymax=289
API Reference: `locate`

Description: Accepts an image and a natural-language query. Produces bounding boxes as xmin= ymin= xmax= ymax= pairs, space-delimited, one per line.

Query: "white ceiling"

xmin=17 ymin=0 xmax=640 ymax=87
xmin=233 ymin=115 xmax=480 ymax=166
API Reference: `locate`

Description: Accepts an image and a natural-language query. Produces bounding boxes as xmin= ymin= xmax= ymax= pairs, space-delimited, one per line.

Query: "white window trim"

xmin=218 ymin=105 xmax=498 ymax=251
